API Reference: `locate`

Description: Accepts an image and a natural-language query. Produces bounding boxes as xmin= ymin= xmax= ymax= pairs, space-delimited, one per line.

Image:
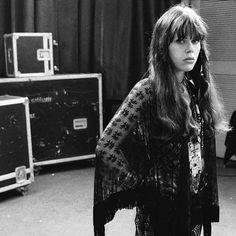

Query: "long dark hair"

xmin=148 ymin=4 xmax=228 ymax=136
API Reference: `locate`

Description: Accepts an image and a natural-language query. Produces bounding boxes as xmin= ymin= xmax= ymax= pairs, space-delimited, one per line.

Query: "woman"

xmin=93 ymin=4 xmax=228 ymax=236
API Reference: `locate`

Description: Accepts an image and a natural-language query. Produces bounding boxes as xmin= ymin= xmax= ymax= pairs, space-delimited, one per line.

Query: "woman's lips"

xmin=184 ymin=57 xmax=195 ymax=63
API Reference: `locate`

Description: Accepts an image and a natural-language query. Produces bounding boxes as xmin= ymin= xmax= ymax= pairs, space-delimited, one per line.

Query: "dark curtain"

xmin=98 ymin=0 xmax=180 ymax=100
xmin=0 ymin=0 xmax=180 ymax=101
xmin=0 ymin=0 xmax=96 ymax=75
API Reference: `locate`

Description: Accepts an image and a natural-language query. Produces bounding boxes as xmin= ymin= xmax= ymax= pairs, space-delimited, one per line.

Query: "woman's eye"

xmin=176 ymin=38 xmax=185 ymax=44
xmin=192 ymin=39 xmax=200 ymax=44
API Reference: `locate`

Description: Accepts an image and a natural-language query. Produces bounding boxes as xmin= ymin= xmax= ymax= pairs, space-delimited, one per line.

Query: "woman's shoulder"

xmin=131 ymin=77 xmax=153 ymax=98
xmin=134 ymin=77 xmax=152 ymax=88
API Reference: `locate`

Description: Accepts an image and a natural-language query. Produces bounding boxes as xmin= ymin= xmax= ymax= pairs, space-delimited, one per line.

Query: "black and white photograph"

xmin=0 ymin=0 xmax=235 ymax=235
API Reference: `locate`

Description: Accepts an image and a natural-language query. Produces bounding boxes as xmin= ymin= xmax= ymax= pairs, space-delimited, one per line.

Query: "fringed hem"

xmin=93 ymin=189 xmax=139 ymax=236
xmin=93 ymin=190 xmax=220 ymax=236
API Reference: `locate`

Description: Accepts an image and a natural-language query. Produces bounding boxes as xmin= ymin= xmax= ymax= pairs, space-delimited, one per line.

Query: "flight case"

xmin=4 ymin=32 xmax=54 ymax=77
xmin=0 ymin=74 xmax=103 ymax=166
xmin=0 ymin=95 xmax=34 ymax=193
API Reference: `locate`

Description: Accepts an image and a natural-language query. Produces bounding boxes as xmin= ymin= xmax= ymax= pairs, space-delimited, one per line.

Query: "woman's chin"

xmin=184 ymin=66 xmax=195 ymax=72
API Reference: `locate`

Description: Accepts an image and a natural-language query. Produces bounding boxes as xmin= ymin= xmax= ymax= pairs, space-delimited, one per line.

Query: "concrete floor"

xmin=0 ymin=158 xmax=235 ymax=236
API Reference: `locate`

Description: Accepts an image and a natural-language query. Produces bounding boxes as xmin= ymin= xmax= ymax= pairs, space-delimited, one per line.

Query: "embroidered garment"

xmin=93 ymin=78 xmax=219 ymax=236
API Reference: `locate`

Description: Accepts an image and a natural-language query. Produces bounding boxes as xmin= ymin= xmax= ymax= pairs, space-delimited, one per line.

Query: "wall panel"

xmin=200 ymin=0 xmax=236 ymax=158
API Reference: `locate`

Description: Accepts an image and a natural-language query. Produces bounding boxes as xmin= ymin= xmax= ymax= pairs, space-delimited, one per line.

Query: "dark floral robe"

xmin=93 ymin=78 xmax=219 ymax=236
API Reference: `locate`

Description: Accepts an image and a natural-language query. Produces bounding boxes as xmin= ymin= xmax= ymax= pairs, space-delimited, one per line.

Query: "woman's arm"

xmin=95 ymin=78 xmax=152 ymax=191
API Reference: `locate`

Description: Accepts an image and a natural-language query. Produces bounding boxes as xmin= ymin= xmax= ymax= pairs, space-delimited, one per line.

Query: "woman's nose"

xmin=185 ymin=41 xmax=194 ymax=53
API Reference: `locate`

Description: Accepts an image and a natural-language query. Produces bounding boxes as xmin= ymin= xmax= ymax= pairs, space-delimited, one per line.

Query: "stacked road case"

xmin=0 ymin=95 xmax=34 ymax=193
xmin=4 ymin=32 xmax=54 ymax=77
xmin=0 ymin=74 xmax=103 ymax=166
xmin=1 ymin=33 xmax=103 ymax=195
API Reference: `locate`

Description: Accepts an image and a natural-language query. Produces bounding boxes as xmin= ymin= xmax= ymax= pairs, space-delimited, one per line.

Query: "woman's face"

xmin=168 ymin=34 xmax=201 ymax=80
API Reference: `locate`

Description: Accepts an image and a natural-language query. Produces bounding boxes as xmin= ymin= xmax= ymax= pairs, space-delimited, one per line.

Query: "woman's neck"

xmin=175 ymin=71 xmax=185 ymax=83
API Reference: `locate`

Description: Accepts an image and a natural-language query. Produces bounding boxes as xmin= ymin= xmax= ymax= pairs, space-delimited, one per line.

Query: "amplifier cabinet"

xmin=0 ymin=74 xmax=103 ymax=166
xmin=0 ymin=95 xmax=34 ymax=193
xmin=4 ymin=32 xmax=54 ymax=77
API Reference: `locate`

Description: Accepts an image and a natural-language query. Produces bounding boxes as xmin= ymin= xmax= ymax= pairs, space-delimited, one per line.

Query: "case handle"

xmin=7 ymin=48 xmax=12 ymax=63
